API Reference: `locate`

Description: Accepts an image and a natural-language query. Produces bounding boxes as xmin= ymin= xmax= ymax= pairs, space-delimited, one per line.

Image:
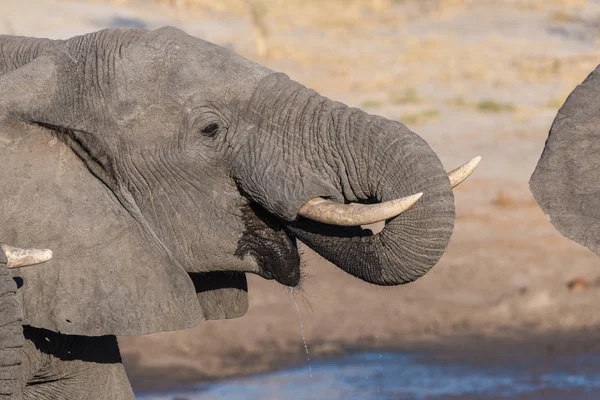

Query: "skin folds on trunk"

xmin=236 ymin=74 xmax=455 ymax=286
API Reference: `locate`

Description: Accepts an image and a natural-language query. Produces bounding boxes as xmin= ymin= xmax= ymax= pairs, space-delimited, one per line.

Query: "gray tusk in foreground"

xmin=448 ymin=156 xmax=481 ymax=189
xmin=1 ymin=244 xmax=53 ymax=268
xmin=297 ymin=192 xmax=423 ymax=226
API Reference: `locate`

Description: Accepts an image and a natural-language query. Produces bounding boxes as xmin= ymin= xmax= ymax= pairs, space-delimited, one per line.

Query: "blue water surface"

xmin=136 ymin=351 xmax=600 ymax=400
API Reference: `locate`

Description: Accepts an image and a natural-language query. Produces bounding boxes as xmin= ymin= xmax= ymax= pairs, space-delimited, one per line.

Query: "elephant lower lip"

xmin=256 ymin=264 xmax=300 ymax=287
xmin=240 ymin=248 xmax=301 ymax=287
xmin=236 ymin=203 xmax=302 ymax=287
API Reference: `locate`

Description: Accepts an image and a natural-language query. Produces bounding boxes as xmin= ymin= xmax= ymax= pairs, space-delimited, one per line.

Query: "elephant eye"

xmin=200 ymin=122 xmax=220 ymax=138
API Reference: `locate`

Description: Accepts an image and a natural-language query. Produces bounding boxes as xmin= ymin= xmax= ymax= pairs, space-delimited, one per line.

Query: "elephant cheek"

xmin=189 ymin=271 xmax=249 ymax=320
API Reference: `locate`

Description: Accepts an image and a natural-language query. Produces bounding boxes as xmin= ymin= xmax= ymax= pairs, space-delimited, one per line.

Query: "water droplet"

xmin=289 ymin=287 xmax=313 ymax=380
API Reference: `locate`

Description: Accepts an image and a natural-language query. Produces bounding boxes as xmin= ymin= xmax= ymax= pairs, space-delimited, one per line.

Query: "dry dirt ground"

xmin=5 ymin=0 xmax=600 ymax=390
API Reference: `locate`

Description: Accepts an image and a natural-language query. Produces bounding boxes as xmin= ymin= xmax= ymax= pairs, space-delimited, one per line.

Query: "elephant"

xmin=531 ymin=64 xmax=600 ymax=256
xmin=0 ymin=27 xmax=479 ymax=398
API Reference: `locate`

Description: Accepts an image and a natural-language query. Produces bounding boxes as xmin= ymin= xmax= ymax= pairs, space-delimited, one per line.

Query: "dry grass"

xmin=545 ymin=97 xmax=567 ymax=109
xmin=548 ymin=10 xmax=579 ymax=23
xmin=493 ymin=190 xmax=519 ymax=208
xmin=389 ymin=88 xmax=421 ymax=104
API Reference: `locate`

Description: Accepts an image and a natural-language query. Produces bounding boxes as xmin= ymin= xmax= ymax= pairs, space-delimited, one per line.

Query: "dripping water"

xmin=289 ymin=287 xmax=313 ymax=380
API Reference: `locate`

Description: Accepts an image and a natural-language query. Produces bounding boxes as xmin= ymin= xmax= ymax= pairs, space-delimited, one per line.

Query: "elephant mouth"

xmin=235 ymin=203 xmax=301 ymax=287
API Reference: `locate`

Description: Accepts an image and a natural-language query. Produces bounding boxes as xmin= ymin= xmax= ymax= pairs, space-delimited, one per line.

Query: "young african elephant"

xmin=531 ymin=65 xmax=600 ymax=255
xmin=0 ymin=27 xmax=479 ymax=398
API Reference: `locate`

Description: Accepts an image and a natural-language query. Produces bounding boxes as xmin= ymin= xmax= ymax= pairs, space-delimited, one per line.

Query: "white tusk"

xmin=1 ymin=244 xmax=53 ymax=268
xmin=297 ymin=192 xmax=423 ymax=226
xmin=448 ymin=156 xmax=481 ymax=189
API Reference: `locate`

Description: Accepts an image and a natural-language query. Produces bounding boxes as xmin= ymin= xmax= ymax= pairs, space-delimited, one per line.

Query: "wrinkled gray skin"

xmin=0 ymin=250 xmax=23 ymax=398
xmin=0 ymin=27 xmax=455 ymax=398
xmin=531 ymin=64 xmax=600 ymax=255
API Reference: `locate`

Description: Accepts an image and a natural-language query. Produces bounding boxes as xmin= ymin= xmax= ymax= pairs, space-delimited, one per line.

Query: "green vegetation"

xmin=446 ymin=96 xmax=468 ymax=107
xmin=361 ymin=100 xmax=384 ymax=109
xmin=476 ymin=100 xmax=516 ymax=113
xmin=446 ymin=96 xmax=517 ymax=113
xmin=402 ymin=109 xmax=440 ymax=125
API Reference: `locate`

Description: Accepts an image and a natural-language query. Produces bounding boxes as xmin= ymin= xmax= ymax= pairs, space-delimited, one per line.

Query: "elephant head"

xmin=531 ymin=65 xmax=600 ymax=255
xmin=0 ymin=27 xmax=478 ymax=337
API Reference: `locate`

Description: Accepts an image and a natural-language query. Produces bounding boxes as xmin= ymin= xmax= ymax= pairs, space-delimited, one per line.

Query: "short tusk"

xmin=448 ymin=156 xmax=481 ymax=189
xmin=298 ymin=192 xmax=423 ymax=226
xmin=1 ymin=244 xmax=53 ymax=268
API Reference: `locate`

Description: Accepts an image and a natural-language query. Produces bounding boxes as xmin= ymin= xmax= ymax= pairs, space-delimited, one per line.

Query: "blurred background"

xmin=6 ymin=0 xmax=600 ymax=398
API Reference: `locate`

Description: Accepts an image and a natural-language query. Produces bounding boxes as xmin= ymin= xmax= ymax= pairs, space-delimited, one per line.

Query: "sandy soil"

xmin=6 ymin=0 xmax=600 ymax=390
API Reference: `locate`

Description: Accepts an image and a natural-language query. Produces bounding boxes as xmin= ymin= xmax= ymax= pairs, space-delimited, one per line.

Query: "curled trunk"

xmin=237 ymin=74 xmax=455 ymax=285
xmin=288 ymin=107 xmax=455 ymax=285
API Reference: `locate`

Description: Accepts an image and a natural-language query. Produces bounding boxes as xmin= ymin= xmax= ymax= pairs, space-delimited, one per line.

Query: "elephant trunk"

xmin=236 ymin=74 xmax=455 ymax=286
xmin=291 ymin=98 xmax=455 ymax=286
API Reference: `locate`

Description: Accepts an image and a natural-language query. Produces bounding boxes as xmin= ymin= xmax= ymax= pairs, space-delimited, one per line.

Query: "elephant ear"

xmin=0 ymin=53 xmax=247 ymax=336
xmin=530 ymin=65 xmax=600 ymax=256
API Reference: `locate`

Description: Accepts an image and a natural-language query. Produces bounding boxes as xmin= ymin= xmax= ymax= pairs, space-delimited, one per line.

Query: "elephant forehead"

xmin=130 ymin=29 xmax=272 ymax=102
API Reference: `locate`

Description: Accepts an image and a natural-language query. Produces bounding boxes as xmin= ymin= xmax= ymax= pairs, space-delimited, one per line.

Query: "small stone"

xmin=567 ymin=277 xmax=589 ymax=291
